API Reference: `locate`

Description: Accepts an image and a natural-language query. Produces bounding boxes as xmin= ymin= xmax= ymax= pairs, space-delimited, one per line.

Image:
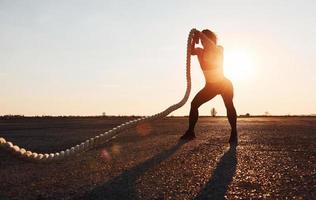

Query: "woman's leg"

xmin=182 ymin=85 xmax=217 ymax=138
xmin=221 ymin=79 xmax=237 ymax=143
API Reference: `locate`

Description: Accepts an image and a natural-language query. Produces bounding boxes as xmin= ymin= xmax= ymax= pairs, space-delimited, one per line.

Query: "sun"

xmin=224 ymin=49 xmax=256 ymax=82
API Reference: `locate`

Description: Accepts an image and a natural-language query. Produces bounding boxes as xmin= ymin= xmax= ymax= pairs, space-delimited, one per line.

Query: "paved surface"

xmin=0 ymin=117 xmax=315 ymax=199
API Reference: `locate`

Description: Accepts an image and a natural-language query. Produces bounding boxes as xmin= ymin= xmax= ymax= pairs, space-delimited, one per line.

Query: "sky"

xmin=1 ymin=0 xmax=316 ymax=116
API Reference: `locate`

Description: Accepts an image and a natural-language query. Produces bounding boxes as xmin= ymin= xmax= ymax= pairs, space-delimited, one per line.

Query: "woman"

xmin=180 ymin=29 xmax=237 ymax=144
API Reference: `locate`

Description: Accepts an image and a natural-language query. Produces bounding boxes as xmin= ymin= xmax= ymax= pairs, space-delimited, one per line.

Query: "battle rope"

xmin=0 ymin=28 xmax=197 ymax=162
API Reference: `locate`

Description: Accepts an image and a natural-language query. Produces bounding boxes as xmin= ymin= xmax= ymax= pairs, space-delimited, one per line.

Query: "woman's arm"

xmin=191 ymin=47 xmax=203 ymax=56
xmin=196 ymin=31 xmax=216 ymax=49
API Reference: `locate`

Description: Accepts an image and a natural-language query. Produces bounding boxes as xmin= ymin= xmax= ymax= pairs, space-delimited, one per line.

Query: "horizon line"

xmin=1 ymin=114 xmax=316 ymax=118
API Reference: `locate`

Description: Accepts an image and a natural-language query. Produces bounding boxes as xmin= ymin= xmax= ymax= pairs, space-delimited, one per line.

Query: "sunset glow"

xmin=0 ymin=1 xmax=315 ymax=116
xmin=224 ymin=50 xmax=256 ymax=82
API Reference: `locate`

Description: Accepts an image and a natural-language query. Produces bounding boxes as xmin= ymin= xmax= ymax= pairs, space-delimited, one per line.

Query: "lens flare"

xmin=136 ymin=122 xmax=152 ymax=136
xmin=111 ymin=144 xmax=121 ymax=155
xmin=100 ymin=149 xmax=111 ymax=161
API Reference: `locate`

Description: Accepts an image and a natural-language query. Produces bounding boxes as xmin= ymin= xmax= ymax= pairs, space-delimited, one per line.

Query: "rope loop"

xmin=0 ymin=29 xmax=197 ymax=162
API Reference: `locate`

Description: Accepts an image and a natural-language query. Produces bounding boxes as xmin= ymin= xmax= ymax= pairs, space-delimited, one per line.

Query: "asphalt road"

xmin=0 ymin=117 xmax=315 ymax=199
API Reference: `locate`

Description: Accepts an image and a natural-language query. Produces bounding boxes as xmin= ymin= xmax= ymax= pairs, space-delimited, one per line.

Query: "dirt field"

xmin=0 ymin=117 xmax=315 ymax=199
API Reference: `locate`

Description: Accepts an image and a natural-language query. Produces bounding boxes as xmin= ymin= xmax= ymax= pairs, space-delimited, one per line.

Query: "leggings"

xmin=188 ymin=78 xmax=237 ymax=133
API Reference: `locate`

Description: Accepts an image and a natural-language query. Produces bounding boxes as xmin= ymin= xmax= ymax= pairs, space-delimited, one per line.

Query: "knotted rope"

xmin=0 ymin=28 xmax=197 ymax=162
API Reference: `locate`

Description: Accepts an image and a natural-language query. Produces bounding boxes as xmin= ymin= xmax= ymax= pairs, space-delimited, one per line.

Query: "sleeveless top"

xmin=201 ymin=46 xmax=224 ymax=83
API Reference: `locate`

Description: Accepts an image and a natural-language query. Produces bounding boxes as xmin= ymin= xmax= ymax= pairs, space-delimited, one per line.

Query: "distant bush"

xmin=1 ymin=115 xmax=25 ymax=119
xmin=211 ymin=108 xmax=217 ymax=117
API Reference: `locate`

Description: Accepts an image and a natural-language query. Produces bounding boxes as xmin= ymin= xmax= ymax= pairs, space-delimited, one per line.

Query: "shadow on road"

xmin=77 ymin=140 xmax=186 ymax=200
xmin=194 ymin=145 xmax=237 ymax=200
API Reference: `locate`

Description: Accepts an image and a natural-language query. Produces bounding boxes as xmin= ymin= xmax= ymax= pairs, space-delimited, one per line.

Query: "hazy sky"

xmin=1 ymin=0 xmax=315 ymax=116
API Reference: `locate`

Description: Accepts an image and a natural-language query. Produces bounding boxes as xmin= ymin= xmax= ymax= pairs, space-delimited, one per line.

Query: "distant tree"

xmin=245 ymin=113 xmax=250 ymax=117
xmin=264 ymin=111 xmax=270 ymax=116
xmin=102 ymin=112 xmax=106 ymax=117
xmin=211 ymin=107 xmax=217 ymax=117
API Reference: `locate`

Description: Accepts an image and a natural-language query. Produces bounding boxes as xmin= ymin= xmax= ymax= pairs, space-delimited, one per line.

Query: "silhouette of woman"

xmin=180 ymin=29 xmax=237 ymax=144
